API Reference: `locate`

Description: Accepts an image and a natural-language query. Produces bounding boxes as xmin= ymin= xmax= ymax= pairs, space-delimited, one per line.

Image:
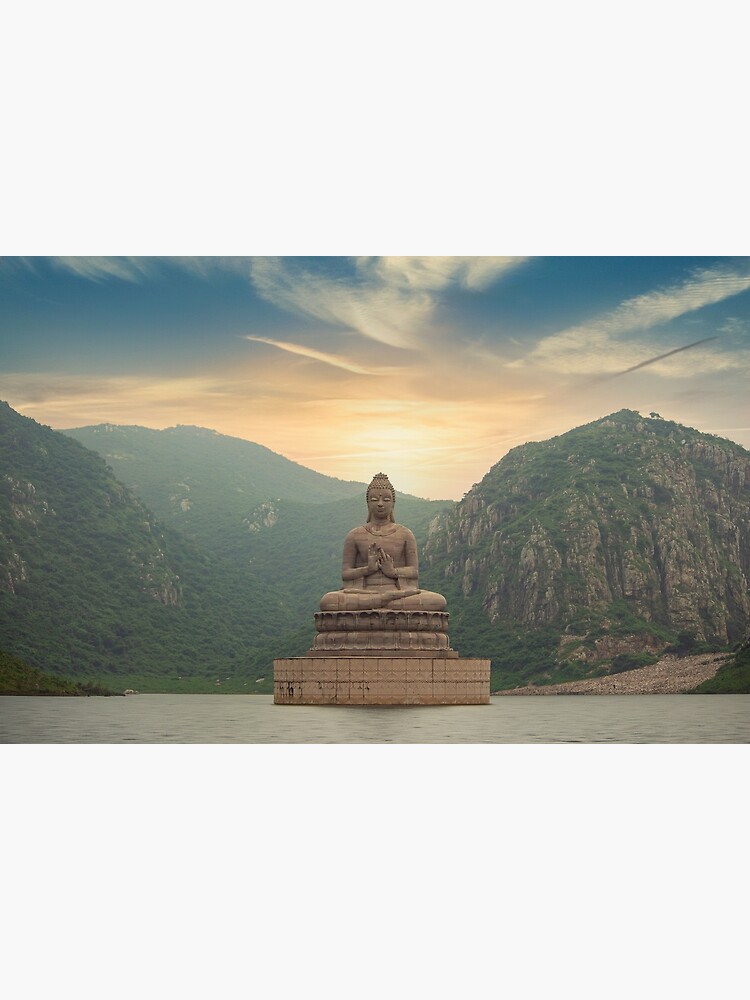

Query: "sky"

xmin=2 ymin=255 xmax=750 ymax=500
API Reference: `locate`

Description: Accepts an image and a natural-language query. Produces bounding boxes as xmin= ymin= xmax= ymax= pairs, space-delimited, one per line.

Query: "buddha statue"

xmin=319 ymin=473 xmax=447 ymax=612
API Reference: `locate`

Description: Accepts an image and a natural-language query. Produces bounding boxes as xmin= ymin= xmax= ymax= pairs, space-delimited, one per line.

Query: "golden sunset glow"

xmin=2 ymin=257 xmax=750 ymax=498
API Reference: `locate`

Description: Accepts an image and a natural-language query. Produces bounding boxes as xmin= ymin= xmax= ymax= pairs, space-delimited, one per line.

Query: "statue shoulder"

xmin=394 ymin=523 xmax=416 ymax=539
xmin=345 ymin=525 xmax=369 ymax=541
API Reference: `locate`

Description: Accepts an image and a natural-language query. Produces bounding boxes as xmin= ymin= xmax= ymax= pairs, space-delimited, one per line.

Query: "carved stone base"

xmin=310 ymin=609 xmax=457 ymax=657
xmin=273 ymin=656 xmax=491 ymax=705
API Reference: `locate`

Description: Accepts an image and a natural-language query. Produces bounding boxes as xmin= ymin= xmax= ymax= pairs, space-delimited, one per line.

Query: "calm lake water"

xmin=1 ymin=693 xmax=749 ymax=743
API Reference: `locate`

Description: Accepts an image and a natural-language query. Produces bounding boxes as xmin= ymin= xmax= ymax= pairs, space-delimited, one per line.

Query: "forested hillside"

xmin=425 ymin=410 xmax=750 ymax=689
xmin=0 ymin=402 xmax=291 ymax=690
xmin=64 ymin=423 xmax=366 ymax=558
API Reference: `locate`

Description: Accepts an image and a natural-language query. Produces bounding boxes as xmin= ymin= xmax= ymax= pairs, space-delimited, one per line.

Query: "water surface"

xmin=2 ymin=694 xmax=748 ymax=743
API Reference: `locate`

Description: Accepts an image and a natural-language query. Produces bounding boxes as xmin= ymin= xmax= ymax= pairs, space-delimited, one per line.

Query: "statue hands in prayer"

xmin=319 ymin=473 xmax=447 ymax=612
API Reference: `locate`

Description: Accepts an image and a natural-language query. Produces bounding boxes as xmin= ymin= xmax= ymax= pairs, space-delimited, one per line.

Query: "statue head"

xmin=366 ymin=472 xmax=395 ymax=522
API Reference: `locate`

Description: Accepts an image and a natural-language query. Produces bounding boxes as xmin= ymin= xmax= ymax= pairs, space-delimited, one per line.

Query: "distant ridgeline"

xmin=64 ymin=423 xmax=368 ymax=559
xmin=63 ymin=423 xmax=452 ymax=622
xmin=2 ymin=401 xmax=749 ymax=693
xmin=424 ymin=410 xmax=750 ymax=689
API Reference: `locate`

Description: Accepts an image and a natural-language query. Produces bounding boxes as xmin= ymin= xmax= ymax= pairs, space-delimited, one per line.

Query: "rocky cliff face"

xmin=1 ymin=465 xmax=181 ymax=607
xmin=425 ymin=411 xmax=750 ymax=668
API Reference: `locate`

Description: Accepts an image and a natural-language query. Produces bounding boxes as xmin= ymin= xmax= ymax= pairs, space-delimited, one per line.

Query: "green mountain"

xmin=424 ymin=410 xmax=750 ymax=689
xmin=0 ymin=401 xmax=290 ymax=690
xmin=63 ymin=423 xmax=452 ymax=622
xmin=63 ymin=423 xmax=366 ymax=559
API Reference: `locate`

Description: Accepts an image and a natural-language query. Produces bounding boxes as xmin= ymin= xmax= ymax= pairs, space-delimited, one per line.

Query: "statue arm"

xmin=378 ymin=529 xmax=419 ymax=583
xmin=399 ymin=529 xmax=419 ymax=581
xmin=341 ymin=532 xmax=377 ymax=582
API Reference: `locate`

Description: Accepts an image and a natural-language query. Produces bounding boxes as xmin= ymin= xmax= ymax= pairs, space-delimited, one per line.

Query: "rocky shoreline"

xmin=495 ymin=652 xmax=732 ymax=696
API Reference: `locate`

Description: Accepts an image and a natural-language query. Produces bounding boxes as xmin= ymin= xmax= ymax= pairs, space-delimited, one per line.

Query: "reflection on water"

xmin=1 ymin=694 xmax=749 ymax=743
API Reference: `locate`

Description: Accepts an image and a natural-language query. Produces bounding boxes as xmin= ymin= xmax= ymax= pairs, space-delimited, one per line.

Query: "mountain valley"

xmin=2 ymin=402 xmax=749 ymax=693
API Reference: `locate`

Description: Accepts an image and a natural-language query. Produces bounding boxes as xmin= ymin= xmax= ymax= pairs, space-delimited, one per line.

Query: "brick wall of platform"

xmin=274 ymin=656 xmax=490 ymax=705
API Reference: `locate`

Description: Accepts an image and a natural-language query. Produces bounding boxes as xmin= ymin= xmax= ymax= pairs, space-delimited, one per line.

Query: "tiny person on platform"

xmin=319 ymin=473 xmax=447 ymax=613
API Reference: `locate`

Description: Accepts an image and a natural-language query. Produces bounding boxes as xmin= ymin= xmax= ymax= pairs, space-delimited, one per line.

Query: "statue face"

xmin=367 ymin=490 xmax=394 ymax=521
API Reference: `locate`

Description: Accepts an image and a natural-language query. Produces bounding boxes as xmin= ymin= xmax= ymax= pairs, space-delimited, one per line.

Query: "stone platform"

xmin=273 ymin=656 xmax=491 ymax=705
xmin=308 ymin=609 xmax=457 ymax=656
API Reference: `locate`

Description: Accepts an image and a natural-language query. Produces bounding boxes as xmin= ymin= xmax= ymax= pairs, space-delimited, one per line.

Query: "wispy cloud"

xmin=249 ymin=256 xmax=527 ymax=349
xmin=598 ymin=266 xmax=750 ymax=335
xmin=248 ymin=258 xmax=430 ymax=349
xmin=363 ymin=256 xmax=526 ymax=292
xmin=40 ymin=254 xmax=528 ymax=355
xmin=514 ymin=264 xmax=750 ymax=374
xmin=244 ymin=335 xmax=394 ymax=375
xmin=0 ymin=257 xmax=38 ymax=276
xmin=45 ymin=256 xmax=253 ymax=283
xmin=0 ymin=372 xmax=237 ymax=428
xmin=50 ymin=257 xmax=158 ymax=282
xmin=43 ymin=255 xmax=527 ymax=352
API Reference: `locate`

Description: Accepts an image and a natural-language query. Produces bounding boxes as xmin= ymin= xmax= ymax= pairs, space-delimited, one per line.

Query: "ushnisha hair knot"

xmin=367 ymin=472 xmax=394 ymax=497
